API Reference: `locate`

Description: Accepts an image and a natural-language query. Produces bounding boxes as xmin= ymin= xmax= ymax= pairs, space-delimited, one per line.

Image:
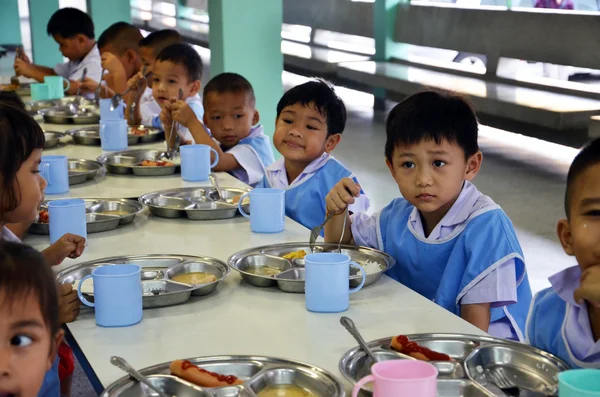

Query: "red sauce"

xmin=179 ymin=360 xmax=239 ymax=384
xmin=395 ymin=335 xmax=451 ymax=361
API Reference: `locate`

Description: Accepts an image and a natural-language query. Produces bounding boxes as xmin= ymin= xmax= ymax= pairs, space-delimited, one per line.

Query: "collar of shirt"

xmin=266 ymin=152 xmax=331 ymax=186
xmin=549 ymin=265 xmax=582 ymax=306
xmin=409 ymin=180 xmax=480 ymax=240
xmin=1 ymin=226 xmax=21 ymax=242
xmin=71 ymin=43 xmax=99 ymax=67
xmin=246 ymin=124 xmax=264 ymax=139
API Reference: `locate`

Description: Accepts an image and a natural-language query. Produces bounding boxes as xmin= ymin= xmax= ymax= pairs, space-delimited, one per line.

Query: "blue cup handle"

xmin=210 ymin=148 xmax=219 ymax=168
xmin=40 ymin=161 xmax=51 ymax=185
xmin=238 ymin=191 xmax=251 ymax=218
xmin=349 ymin=261 xmax=366 ymax=294
xmin=76 ymin=275 xmax=95 ymax=308
xmin=63 ymin=78 xmax=70 ymax=92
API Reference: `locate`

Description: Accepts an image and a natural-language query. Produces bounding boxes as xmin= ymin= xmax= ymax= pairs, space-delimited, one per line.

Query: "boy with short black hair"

xmin=255 ymin=79 xmax=370 ymax=232
xmin=526 ymin=137 xmax=600 ymax=368
xmin=170 ymin=72 xmax=274 ymax=186
xmin=153 ymin=43 xmax=204 ymax=147
xmin=13 ymin=7 xmax=101 ymax=96
xmin=325 ymin=90 xmax=532 ymax=340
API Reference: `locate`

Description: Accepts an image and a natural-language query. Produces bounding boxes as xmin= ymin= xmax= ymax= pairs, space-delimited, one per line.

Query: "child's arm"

xmin=575 ymin=266 xmax=600 ymax=341
xmin=14 ymin=58 xmax=57 ymax=82
xmin=57 ymin=283 xmax=81 ymax=323
xmin=41 ymin=233 xmax=86 ymax=267
xmin=101 ymin=52 xmax=128 ymax=95
xmin=124 ymin=72 xmax=146 ymax=125
xmin=324 ymin=178 xmax=362 ymax=244
xmin=171 ymin=100 xmax=241 ymax=172
xmin=460 ymin=303 xmax=491 ymax=332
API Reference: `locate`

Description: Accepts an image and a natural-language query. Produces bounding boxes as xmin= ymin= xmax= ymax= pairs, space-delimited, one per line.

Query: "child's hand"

xmin=159 ymin=105 xmax=172 ymax=130
xmin=101 ymin=52 xmax=126 ymax=80
xmin=170 ymin=100 xmax=198 ymax=128
xmin=57 ymin=283 xmax=80 ymax=324
xmin=42 ymin=233 xmax=86 ymax=266
xmin=127 ymin=71 xmax=146 ymax=93
xmin=326 ymin=178 xmax=362 ymax=214
xmin=13 ymin=58 xmax=33 ymax=77
xmin=574 ymin=266 xmax=600 ymax=308
xmin=78 ymin=77 xmax=100 ymax=94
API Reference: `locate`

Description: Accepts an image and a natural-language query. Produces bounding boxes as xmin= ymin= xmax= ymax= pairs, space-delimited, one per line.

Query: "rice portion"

xmin=352 ymin=259 xmax=384 ymax=275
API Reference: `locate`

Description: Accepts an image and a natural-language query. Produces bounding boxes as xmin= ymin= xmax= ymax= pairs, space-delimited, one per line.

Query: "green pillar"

xmin=208 ymin=0 xmax=283 ymax=147
xmin=0 ymin=0 xmax=22 ymax=46
xmin=28 ymin=0 xmax=62 ymax=67
xmin=87 ymin=0 xmax=131 ymax=37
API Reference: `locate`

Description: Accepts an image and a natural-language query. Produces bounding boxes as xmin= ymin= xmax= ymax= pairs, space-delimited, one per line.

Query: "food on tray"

xmin=140 ymin=159 xmax=175 ymax=167
xmin=257 ymin=385 xmax=318 ymax=397
xmin=38 ymin=209 xmax=49 ymax=224
xmin=172 ymin=272 xmax=217 ymax=285
xmin=232 ymin=195 xmax=250 ymax=205
xmin=245 ymin=265 xmax=283 ymax=276
xmin=391 ymin=335 xmax=452 ymax=361
xmin=170 ymin=359 xmax=243 ymax=387
xmin=351 ymin=260 xmax=383 ymax=275
xmin=72 ymin=278 xmax=94 ymax=295
xmin=129 ymin=126 xmax=149 ymax=136
xmin=282 ymin=250 xmax=307 ymax=260
xmin=0 ymin=84 xmax=19 ymax=92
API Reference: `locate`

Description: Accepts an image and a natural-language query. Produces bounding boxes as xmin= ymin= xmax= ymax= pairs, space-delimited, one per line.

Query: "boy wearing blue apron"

xmin=526 ymin=138 xmax=600 ymax=368
xmin=324 ymin=90 xmax=532 ymax=340
xmin=257 ymin=80 xmax=370 ymax=232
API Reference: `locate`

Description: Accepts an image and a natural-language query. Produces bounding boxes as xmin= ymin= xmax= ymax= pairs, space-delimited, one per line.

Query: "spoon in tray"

xmin=340 ymin=316 xmax=380 ymax=365
xmin=160 ymin=89 xmax=184 ymax=160
xmin=69 ymin=67 xmax=87 ymax=114
xmin=110 ymin=356 xmax=170 ymax=397
xmin=94 ymin=67 xmax=105 ymax=104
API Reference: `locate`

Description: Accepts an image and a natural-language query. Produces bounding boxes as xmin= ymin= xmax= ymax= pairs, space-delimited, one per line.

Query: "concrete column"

xmin=28 ymin=0 xmax=62 ymax=67
xmin=208 ymin=0 xmax=283 ymax=145
xmin=87 ymin=0 xmax=131 ymax=37
xmin=0 ymin=0 xmax=22 ymax=46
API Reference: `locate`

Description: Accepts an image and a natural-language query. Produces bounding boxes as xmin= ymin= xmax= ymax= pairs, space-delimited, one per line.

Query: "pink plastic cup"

xmin=352 ymin=360 xmax=438 ymax=397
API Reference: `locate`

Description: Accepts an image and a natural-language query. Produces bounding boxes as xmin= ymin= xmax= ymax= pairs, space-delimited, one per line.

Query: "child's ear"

xmin=557 ymin=219 xmax=575 ymax=256
xmin=47 ymin=329 xmax=64 ymax=371
xmin=464 ymin=151 xmax=483 ymax=181
xmin=252 ymin=110 xmax=260 ymax=126
xmin=189 ymin=80 xmax=201 ymax=96
xmin=324 ymin=134 xmax=341 ymax=153
xmin=385 ymin=158 xmax=396 ymax=178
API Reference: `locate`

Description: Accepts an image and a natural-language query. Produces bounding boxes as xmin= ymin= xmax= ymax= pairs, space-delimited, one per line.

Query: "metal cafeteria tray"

xmin=339 ymin=333 xmax=570 ymax=397
xmin=228 ymin=243 xmax=395 ymax=293
xmin=68 ymin=159 xmax=103 ymax=186
xmin=28 ymin=198 xmax=143 ymax=235
xmin=1 ymin=82 xmax=31 ymax=96
xmin=101 ymin=355 xmax=345 ymax=397
xmin=97 ymin=149 xmax=179 ymax=176
xmin=26 ymin=97 xmax=95 ymax=113
xmin=43 ymin=131 xmax=65 ymax=149
xmin=56 ymin=254 xmax=230 ymax=308
xmin=139 ymin=187 xmax=251 ymax=220
xmin=40 ymin=104 xmax=100 ymax=124
xmin=66 ymin=125 xmax=164 ymax=146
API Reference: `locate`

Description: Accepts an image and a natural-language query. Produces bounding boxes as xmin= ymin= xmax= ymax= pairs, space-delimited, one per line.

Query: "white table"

xmin=27 ymin=122 xmax=486 ymax=394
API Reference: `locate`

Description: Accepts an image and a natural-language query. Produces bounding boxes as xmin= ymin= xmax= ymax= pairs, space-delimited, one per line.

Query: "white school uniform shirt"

xmin=140 ymin=87 xmax=162 ymax=127
xmin=1 ymin=226 xmax=21 ymax=242
xmin=351 ymin=181 xmax=518 ymax=339
xmin=54 ymin=44 xmax=102 ymax=98
xmin=225 ymin=125 xmax=269 ymax=187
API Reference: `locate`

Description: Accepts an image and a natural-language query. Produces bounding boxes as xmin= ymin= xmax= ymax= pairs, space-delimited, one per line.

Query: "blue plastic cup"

xmin=99 ymin=98 xmax=124 ymax=120
xmin=44 ymin=76 xmax=69 ymax=99
xmin=77 ymin=264 xmax=143 ymax=327
xmin=48 ymin=199 xmax=87 ymax=244
xmin=30 ymin=83 xmax=51 ymax=101
xmin=100 ymin=119 xmax=128 ymax=151
xmin=238 ymin=188 xmax=285 ymax=233
xmin=559 ymin=369 xmax=600 ymax=397
xmin=40 ymin=155 xmax=69 ymax=195
xmin=180 ymin=144 xmax=219 ymax=181
xmin=305 ymin=253 xmax=366 ymax=313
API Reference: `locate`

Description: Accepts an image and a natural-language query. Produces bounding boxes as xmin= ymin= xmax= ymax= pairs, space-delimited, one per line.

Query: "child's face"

xmin=386 ymin=139 xmax=481 ymax=219
xmin=203 ymin=91 xmax=259 ymax=149
xmin=151 ymin=60 xmax=200 ymax=108
xmin=1 ymin=149 xmax=46 ymax=225
xmin=0 ymin=292 xmax=62 ymax=397
xmin=272 ymin=103 xmax=341 ymax=166
xmin=52 ymin=34 xmax=87 ymax=61
xmin=558 ymin=162 xmax=600 ymax=271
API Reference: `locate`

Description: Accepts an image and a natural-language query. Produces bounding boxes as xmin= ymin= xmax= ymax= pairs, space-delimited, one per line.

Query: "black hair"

xmin=565 ymin=137 xmax=600 ymax=218
xmin=276 ymin=79 xmax=346 ymax=136
xmin=47 ymin=7 xmax=95 ymax=39
xmin=385 ymin=89 xmax=479 ymax=163
xmin=0 ymin=103 xmax=45 ymax=219
xmin=97 ymin=22 xmax=143 ymax=55
xmin=155 ymin=43 xmax=203 ymax=82
xmin=203 ymin=73 xmax=255 ymax=105
xmin=0 ymin=91 xmax=25 ymax=109
xmin=0 ymin=242 xmax=60 ymax=338
xmin=139 ymin=29 xmax=182 ymax=56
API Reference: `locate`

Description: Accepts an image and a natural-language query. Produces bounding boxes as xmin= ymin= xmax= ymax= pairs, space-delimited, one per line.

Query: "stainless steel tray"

xmin=67 ymin=125 xmax=164 ymax=146
xmin=56 ymin=254 xmax=230 ymax=308
xmin=27 ymin=97 xmax=95 ymax=113
xmin=228 ymin=243 xmax=395 ymax=293
xmin=68 ymin=159 xmax=103 ymax=186
xmin=97 ymin=149 xmax=179 ymax=176
xmin=43 ymin=131 xmax=65 ymax=149
xmin=101 ymin=355 xmax=345 ymax=397
xmin=1 ymin=82 xmax=31 ymax=96
xmin=29 ymin=198 xmax=143 ymax=235
xmin=139 ymin=187 xmax=251 ymax=220
xmin=40 ymin=104 xmax=100 ymax=124
xmin=339 ymin=333 xmax=570 ymax=396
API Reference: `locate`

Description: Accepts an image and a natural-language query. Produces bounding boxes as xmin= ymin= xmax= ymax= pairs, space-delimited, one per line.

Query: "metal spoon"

xmin=129 ymin=65 xmax=147 ymax=124
xmin=165 ymin=88 xmax=184 ymax=158
xmin=95 ymin=67 xmax=106 ymax=104
xmin=69 ymin=67 xmax=87 ymax=114
xmin=340 ymin=316 xmax=380 ymax=364
xmin=110 ymin=86 xmax=133 ymax=111
xmin=110 ymin=356 xmax=170 ymax=397
xmin=208 ymin=173 xmax=224 ymax=201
